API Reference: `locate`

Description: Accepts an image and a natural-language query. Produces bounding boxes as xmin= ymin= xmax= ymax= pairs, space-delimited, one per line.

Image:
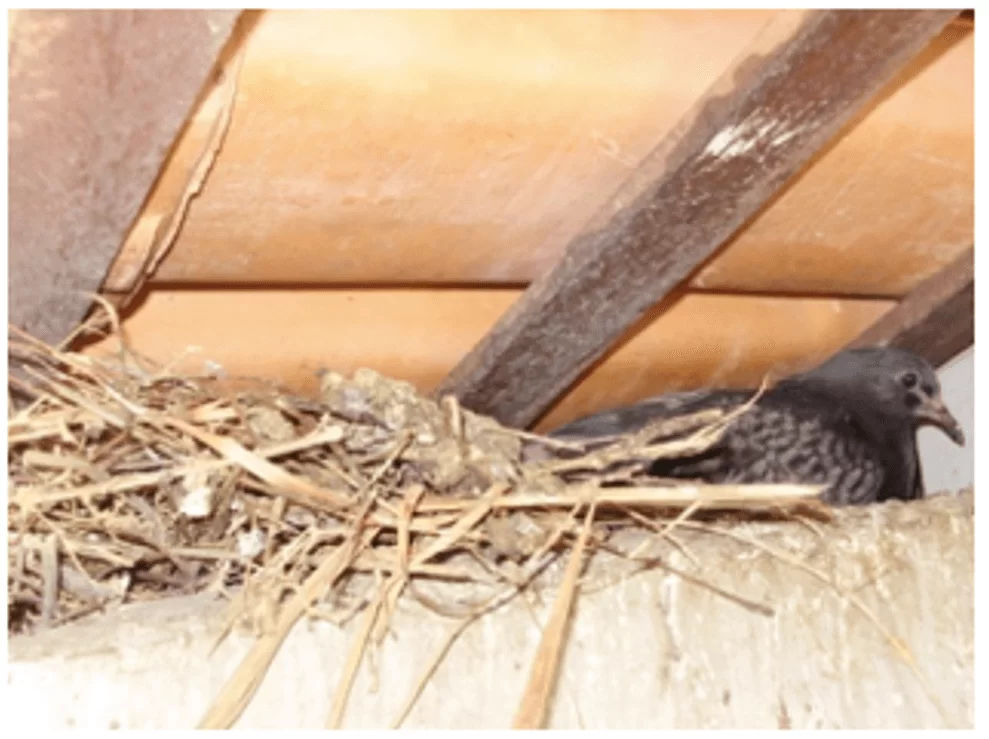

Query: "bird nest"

xmin=7 ymin=321 xmax=830 ymax=728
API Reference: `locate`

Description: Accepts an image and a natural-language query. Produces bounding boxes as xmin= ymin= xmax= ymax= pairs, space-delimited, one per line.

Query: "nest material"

xmin=7 ymin=322 xmax=828 ymax=728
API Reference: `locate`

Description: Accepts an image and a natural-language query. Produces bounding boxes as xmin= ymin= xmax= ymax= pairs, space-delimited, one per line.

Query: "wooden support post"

xmin=847 ymin=249 xmax=974 ymax=367
xmin=8 ymin=9 xmax=241 ymax=345
xmin=437 ymin=9 xmax=959 ymax=428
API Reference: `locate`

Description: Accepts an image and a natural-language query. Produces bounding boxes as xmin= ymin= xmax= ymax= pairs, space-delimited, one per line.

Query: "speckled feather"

xmin=548 ymin=348 xmax=963 ymax=506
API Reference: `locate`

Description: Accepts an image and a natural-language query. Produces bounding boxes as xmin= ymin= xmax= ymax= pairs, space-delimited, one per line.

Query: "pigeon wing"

xmin=548 ymin=389 xmax=753 ymax=439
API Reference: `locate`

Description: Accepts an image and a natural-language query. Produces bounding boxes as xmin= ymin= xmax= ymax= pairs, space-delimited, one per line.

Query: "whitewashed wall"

xmin=919 ymin=347 xmax=974 ymax=494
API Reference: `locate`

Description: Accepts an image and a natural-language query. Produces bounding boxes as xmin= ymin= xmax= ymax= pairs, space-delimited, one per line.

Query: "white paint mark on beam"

xmin=704 ymin=114 xmax=808 ymax=160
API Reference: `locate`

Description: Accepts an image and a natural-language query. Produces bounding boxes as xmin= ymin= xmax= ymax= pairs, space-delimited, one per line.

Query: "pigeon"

xmin=547 ymin=347 xmax=965 ymax=506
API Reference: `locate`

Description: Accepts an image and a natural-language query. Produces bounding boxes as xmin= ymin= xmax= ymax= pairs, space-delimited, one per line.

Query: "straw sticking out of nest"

xmin=7 ymin=317 xmax=829 ymax=728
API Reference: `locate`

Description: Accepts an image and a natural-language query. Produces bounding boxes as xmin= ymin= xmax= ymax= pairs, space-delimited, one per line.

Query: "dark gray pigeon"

xmin=547 ymin=347 xmax=965 ymax=506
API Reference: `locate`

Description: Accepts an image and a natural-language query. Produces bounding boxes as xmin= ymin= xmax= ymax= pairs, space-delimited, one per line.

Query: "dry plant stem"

xmin=397 ymin=485 xmax=426 ymax=574
xmin=35 ymin=518 xmax=110 ymax=595
xmin=512 ymin=503 xmax=597 ymax=729
xmin=593 ymin=536 xmax=775 ymax=616
xmin=391 ymin=509 xmax=580 ymax=730
xmin=404 ymin=504 xmax=579 ymax=622
xmin=538 ymin=385 xmax=766 ymax=476
xmin=68 ymin=293 xmax=149 ymax=378
xmin=388 ymin=614 xmax=478 ymax=729
xmin=39 ymin=535 xmax=59 ymax=626
xmin=621 ymin=499 xmax=704 ymax=562
xmin=374 ymin=484 xmax=427 ymax=644
xmin=415 ymin=482 xmax=824 ymax=514
xmin=14 ymin=425 xmax=362 ymax=510
xmin=326 ymin=572 xmax=404 ymax=729
xmin=412 ymin=484 xmax=510 ymax=566
xmin=157 ymin=415 xmax=352 ymax=510
xmin=619 ymin=506 xmax=703 ymax=569
xmin=328 ymin=483 xmax=508 ymax=728
xmin=197 ymin=525 xmax=378 ymax=730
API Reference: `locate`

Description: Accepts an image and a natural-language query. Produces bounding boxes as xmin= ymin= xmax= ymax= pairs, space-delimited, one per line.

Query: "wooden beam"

xmin=437 ymin=9 xmax=959 ymax=429
xmin=8 ymin=9 xmax=241 ymax=345
xmin=847 ymin=249 xmax=973 ymax=367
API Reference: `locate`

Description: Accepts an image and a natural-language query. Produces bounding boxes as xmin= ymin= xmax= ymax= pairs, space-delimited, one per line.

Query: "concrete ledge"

xmin=7 ymin=493 xmax=973 ymax=729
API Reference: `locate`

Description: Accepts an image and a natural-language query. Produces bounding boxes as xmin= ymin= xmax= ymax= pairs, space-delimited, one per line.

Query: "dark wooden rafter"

xmin=8 ymin=10 xmax=242 ymax=346
xmin=847 ymin=249 xmax=974 ymax=367
xmin=437 ymin=9 xmax=960 ymax=429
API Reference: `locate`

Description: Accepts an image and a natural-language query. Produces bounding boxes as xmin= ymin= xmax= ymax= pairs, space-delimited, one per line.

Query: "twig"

xmin=198 ymin=526 xmax=377 ymax=729
xmin=512 ymin=503 xmax=597 ymax=729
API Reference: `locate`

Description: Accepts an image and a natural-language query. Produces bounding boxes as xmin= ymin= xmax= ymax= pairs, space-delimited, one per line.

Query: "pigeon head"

xmin=797 ymin=347 xmax=965 ymax=445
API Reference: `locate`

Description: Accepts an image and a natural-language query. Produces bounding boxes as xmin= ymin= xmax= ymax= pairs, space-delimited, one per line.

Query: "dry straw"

xmin=7 ymin=311 xmax=828 ymax=728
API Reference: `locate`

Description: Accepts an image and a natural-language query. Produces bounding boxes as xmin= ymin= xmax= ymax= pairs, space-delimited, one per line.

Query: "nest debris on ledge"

xmin=6 ymin=321 xmax=829 ymax=727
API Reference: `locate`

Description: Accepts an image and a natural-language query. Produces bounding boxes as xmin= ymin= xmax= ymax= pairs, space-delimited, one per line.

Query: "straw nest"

xmin=7 ymin=316 xmax=830 ymax=728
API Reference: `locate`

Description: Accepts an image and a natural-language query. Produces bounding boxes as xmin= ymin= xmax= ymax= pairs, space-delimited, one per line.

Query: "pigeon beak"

xmin=915 ymin=395 xmax=965 ymax=445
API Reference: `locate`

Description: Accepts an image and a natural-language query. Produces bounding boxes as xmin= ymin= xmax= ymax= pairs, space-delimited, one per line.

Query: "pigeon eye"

xmin=921 ymin=383 xmax=935 ymax=397
xmin=900 ymin=371 xmax=918 ymax=389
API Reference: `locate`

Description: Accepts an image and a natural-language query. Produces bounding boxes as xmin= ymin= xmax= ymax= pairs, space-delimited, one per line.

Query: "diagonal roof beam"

xmin=847 ymin=249 xmax=973 ymax=367
xmin=437 ymin=9 xmax=960 ymax=428
xmin=8 ymin=9 xmax=242 ymax=346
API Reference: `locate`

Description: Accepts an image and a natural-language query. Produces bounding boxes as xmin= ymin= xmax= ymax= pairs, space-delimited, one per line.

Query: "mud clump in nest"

xmin=319 ymin=368 xmax=522 ymax=495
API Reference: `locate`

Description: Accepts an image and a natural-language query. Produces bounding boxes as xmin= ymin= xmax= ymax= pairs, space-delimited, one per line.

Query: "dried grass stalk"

xmin=512 ymin=503 xmax=596 ymax=729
